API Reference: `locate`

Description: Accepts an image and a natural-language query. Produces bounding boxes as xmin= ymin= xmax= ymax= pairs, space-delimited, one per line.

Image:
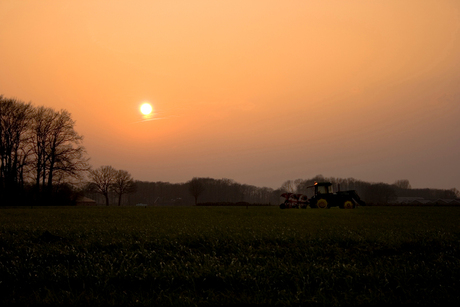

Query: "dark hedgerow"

xmin=0 ymin=206 xmax=459 ymax=306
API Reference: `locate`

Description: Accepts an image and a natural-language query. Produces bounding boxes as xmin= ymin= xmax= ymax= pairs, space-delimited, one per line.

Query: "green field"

xmin=1 ymin=206 xmax=459 ymax=306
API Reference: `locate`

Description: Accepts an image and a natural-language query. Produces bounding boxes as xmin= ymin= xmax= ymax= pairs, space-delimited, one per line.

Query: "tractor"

xmin=280 ymin=182 xmax=365 ymax=209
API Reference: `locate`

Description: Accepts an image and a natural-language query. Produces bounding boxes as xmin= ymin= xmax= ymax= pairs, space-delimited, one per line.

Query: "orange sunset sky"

xmin=1 ymin=0 xmax=459 ymax=190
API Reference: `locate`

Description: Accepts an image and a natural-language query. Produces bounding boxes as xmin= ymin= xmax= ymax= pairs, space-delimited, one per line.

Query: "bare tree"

xmin=393 ymin=179 xmax=411 ymax=190
xmin=0 ymin=97 xmax=33 ymax=195
xmin=45 ymin=109 xmax=88 ymax=192
xmin=0 ymin=95 xmax=88 ymax=205
xmin=363 ymin=183 xmax=397 ymax=205
xmin=280 ymin=179 xmax=302 ymax=193
xmin=88 ymin=165 xmax=117 ymax=206
xmin=31 ymin=107 xmax=89 ymax=195
xmin=32 ymin=107 xmax=55 ymax=192
xmin=188 ymin=177 xmax=205 ymax=205
xmin=450 ymin=188 xmax=460 ymax=198
xmin=112 ymin=169 xmax=136 ymax=206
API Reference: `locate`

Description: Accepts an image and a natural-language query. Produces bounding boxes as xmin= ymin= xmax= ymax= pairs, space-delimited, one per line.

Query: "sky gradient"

xmin=1 ymin=0 xmax=459 ymax=190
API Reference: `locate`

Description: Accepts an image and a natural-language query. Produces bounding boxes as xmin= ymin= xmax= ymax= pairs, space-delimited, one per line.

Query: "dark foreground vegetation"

xmin=1 ymin=206 xmax=459 ymax=306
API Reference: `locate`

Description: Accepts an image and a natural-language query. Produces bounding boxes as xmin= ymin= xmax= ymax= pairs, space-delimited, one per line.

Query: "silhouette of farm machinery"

xmin=280 ymin=182 xmax=365 ymax=209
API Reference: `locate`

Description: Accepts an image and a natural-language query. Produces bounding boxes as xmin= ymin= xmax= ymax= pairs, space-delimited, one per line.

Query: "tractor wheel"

xmin=279 ymin=203 xmax=286 ymax=209
xmin=343 ymin=200 xmax=355 ymax=209
xmin=316 ymin=199 xmax=329 ymax=209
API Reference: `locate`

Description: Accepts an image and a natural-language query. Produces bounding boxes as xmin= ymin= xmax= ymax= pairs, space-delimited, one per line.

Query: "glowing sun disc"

xmin=140 ymin=103 xmax=153 ymax=115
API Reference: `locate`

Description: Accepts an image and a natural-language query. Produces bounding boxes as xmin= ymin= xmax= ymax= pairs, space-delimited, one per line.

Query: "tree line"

xmin=85 ymin=175 xmax=459 ymax=207
xmin=0 ymin=96 xmax=88 ymax=205
xmin=85 ymin=177 xmax=282 ymax=206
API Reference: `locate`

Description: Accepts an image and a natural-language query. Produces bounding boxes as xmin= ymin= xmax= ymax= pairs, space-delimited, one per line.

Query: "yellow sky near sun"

xmin=1 ymin=0 xmax=459 ymax=188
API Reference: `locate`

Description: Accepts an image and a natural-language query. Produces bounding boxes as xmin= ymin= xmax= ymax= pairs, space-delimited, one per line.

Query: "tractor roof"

xmin=307 ymin=181 xmax=332 ymax=188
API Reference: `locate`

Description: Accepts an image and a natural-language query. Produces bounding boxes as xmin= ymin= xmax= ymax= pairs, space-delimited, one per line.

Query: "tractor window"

xmin=317 ymin=186 xmax=328 ymax=194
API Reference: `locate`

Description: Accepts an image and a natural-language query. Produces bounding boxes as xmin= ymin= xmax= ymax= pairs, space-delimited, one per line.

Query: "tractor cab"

xmin=313 ymin=182 xmax=333 ymax=196
xmin=306 ymin=182 xmax=336 ymax=209
xmin=304 ymin=182 xmax=334 ymax=197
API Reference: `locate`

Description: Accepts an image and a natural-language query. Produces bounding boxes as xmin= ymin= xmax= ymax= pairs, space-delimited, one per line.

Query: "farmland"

xmin=1 ymin=206 xmax=459 ymax=306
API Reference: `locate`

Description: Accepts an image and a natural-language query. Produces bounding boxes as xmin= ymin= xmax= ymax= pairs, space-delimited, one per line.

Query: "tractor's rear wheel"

xmin=343 ymin=200 xmax=355 ymax=209
xmin=317 ymin=199 xmax=329 ymax=209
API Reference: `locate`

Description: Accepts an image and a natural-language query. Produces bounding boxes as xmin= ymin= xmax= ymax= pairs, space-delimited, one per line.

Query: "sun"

xmin=140 ymin=103 xmax=153 ymax=115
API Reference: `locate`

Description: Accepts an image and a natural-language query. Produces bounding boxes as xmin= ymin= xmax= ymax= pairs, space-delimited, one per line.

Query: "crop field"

xmin=0 ymin=206 xmax=459 ymax=306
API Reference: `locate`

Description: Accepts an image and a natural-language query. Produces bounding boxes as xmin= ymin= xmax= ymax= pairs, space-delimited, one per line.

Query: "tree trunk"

xmin=41 ymin=161 xmax=46 ymax=189
xmin=47 ymin=144 xmax=56 ymax=193
xmin=47 ymin=160 xmax=54 ymax=195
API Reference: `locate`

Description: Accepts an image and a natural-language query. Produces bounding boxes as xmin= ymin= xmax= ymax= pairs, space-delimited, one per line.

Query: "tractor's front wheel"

xmin=343 ymin=200 xmax=355 ymax=209
xmin=317 ymin=199 xmax=329 ymax=209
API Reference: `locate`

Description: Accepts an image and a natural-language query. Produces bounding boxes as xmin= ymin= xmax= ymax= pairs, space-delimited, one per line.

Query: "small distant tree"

xmin=112 ymin=169 xmax=136 ymax=206
xmin=364 ymin=183 xmax=397 ymax=205
xmin=88 ymin=165 xmax=117 ymax=206
xmin=450 ymin=188 xmax=460 ymax=198
xmin=280 ymin=179 xmax=302 ymax=193
xmin=393 ymin=179 xmax=411 ymax=189
xmin=188 ymin=177 xmax=205 ymax=205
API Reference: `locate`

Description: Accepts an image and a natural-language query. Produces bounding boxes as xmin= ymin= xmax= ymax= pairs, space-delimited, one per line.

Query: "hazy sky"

xmin=1 ymin=0 xmax=459 ymax=190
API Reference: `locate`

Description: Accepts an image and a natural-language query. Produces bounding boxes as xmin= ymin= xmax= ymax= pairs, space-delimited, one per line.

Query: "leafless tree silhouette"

xmin=88 ymin=165 xmax=117 ymax=206
xmin=393 ymin=179 xmax=411 ymax=189
xmin=37 ymin=108 xmax=88 ymax=193
xmin=1 ymin=96 xmax=88 ymax=204
xmin=0 ymin=97 xmax=33 ymax=194
xmin=113 ymin=169 xmax=136 ymax=206
xmin=188 ymin=177 xmax=205 ymax=205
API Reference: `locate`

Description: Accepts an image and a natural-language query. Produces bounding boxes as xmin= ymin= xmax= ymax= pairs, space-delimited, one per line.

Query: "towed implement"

xmin=280 ymin=182 xmax=366 ymax=209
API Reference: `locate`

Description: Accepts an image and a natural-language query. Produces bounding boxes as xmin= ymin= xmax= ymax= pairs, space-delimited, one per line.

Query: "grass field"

xmin=1 ymin=206 xmax=459 ymax=306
